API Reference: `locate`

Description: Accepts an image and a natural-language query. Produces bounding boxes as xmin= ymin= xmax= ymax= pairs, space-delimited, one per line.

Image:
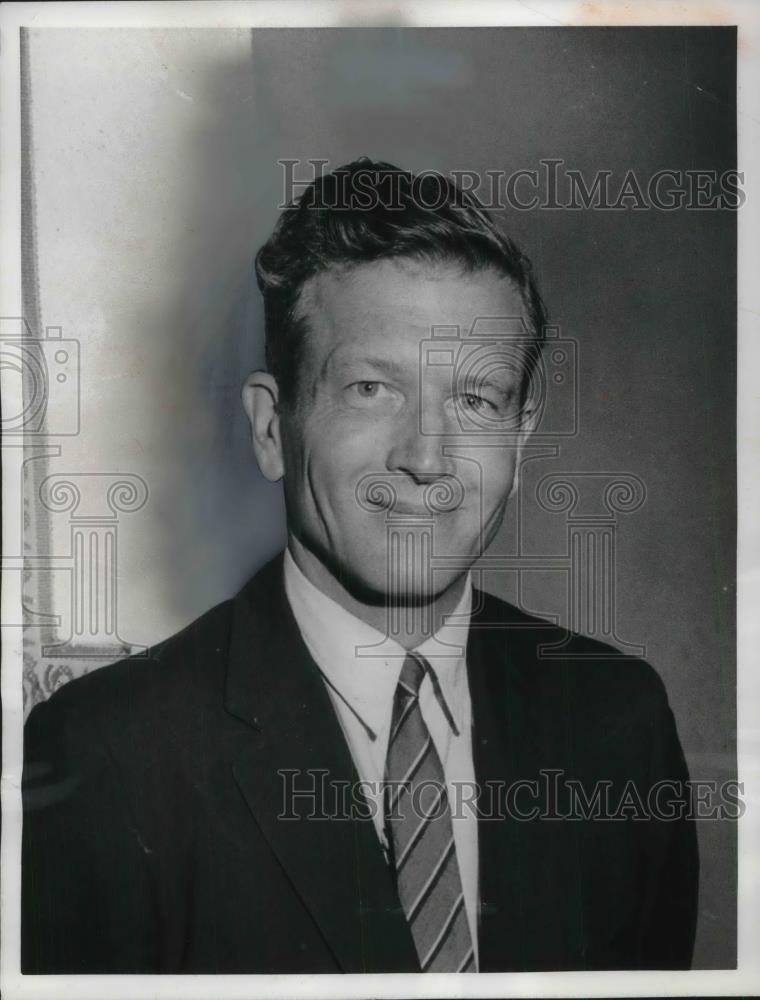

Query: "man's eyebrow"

xmin=325 ymin=355 xmax=410 ymax=380
xmin=459 ymin=371 xmax=519 ymax=397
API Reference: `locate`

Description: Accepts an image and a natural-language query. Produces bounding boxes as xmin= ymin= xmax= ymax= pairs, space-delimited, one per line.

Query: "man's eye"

xmin=348 ymin=381 xmax=388 ymax=400
xmin=460 ymin=393 xmax=493 ymax=412
xmin=357 ymin=381 xmax=380 ymax=397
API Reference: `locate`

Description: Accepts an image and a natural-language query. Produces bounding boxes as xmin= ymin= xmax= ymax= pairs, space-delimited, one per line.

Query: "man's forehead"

xmin=298 ymin=258 xmax=526 ymax=334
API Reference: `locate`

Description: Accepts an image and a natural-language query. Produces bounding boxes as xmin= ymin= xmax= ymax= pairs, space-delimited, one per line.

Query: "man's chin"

xmin=337 ymin=565 xmax=467 ymax=609
xmin=295 ymin=538 xmax=472 ymax=608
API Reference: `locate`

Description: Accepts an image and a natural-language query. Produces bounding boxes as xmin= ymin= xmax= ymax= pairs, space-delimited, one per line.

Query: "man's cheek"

xmin=478 ymin=455 xmax=517 ymax=494
xmin=303 ymin=451 xmax=361 ymax=511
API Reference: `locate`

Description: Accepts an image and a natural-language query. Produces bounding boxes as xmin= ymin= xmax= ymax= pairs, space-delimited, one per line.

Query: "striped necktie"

xmin=384 ymin=652 xmax=475 ymax=973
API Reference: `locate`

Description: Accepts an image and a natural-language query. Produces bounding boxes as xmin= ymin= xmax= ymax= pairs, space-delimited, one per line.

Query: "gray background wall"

xmin=22 ymin=26 xmax=735 ymax=967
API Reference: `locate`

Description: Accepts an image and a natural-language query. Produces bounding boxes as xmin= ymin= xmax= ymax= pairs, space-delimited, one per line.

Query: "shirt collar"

xmin=283 ymin=548 xmax=472 ymax=740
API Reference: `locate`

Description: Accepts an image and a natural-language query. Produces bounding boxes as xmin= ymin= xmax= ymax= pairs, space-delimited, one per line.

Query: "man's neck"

xmin=286 ymin=537 xmax=470 ymax=650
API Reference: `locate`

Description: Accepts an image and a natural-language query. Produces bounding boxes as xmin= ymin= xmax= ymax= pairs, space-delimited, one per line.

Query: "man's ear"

xmin=241 ymin=371 xmax=284 ymax=482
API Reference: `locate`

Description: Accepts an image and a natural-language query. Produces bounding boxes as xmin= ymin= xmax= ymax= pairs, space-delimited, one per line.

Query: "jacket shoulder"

xmin=27 ymin=594 xmax=236 ymax=731
xmin=472 ymin=586 xmax=669 ymax=702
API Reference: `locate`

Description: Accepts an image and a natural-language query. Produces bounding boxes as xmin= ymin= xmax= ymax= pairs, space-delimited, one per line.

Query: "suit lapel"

xmin=223 ymin=561 xmax=586 ymax=972
xmin=224 ymin=556 xmax=418 ymax=973
xmin=467 ymin=593 xmax=586 ymax=971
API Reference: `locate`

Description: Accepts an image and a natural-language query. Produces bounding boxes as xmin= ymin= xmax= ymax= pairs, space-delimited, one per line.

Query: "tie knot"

xmin=398 ymin=653 xmax=428 ymax=698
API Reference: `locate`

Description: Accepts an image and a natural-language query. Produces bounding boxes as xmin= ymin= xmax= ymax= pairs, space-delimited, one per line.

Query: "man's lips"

xmin=385 ymin=501 xmax=439 ymax=516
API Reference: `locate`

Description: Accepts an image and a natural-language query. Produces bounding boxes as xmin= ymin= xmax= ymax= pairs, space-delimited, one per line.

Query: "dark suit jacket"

xmin=22 ymin=553 xmax=698 ymax=973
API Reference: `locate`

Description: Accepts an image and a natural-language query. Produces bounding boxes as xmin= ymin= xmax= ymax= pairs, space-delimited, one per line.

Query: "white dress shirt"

xmin=283 ymin=548 xmax=479 ymax=967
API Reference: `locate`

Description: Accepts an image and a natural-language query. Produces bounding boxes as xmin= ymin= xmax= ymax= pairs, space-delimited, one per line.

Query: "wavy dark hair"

xmin=255 ymin=157 xmax=547 ymax=410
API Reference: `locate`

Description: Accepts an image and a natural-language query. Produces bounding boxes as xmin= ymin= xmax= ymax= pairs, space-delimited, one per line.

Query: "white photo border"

xmin=1 ymin=2 xmax=757 ymax=998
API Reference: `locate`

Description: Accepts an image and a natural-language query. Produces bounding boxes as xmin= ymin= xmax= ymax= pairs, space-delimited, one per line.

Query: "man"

xmin=22 ymin=159 xmax=698 ymax=973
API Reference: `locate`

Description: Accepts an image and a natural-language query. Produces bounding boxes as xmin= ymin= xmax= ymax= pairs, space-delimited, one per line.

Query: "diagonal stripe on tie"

xmin=423 ymin=895 xmax=471 ymax=972
xmin=420 ymin=890 xmax=464 ymax=967
xmin=384 ymin=653 xmax=473 ymax=973
xmin=390 ymin=691 xmax=418 ymax=743
xmin=457 ymin=946 xmax=475 ymax=972
xmin=395 ymin=782 xmax=447 ymax=869
xmin=405 ymin=835 xmax=455 ymax=919
xmin=408 ymin=835 xmax=464 ymax=956
xmin=387 ymin=733 xmax=433 ymax=814
xmin=397 ymin=679 xmax=419 ymax=698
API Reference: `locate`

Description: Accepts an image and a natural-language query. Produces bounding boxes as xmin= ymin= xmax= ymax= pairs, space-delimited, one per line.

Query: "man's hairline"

xmin=276 ymin=254 xmax=536 ymax=414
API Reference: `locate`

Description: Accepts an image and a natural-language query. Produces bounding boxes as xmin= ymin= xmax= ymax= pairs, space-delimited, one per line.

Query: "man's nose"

xmin=386 ymin=409 xmax=453 ymax=484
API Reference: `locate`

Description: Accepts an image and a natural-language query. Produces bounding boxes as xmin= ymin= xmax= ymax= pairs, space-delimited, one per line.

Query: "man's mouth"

xmin=387 ymin=501 xmax=439 ymax=517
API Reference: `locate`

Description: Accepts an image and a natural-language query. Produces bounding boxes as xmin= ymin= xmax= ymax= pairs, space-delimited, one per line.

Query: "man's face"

xmin=276 ymin=258 xmax=533 ymax=602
